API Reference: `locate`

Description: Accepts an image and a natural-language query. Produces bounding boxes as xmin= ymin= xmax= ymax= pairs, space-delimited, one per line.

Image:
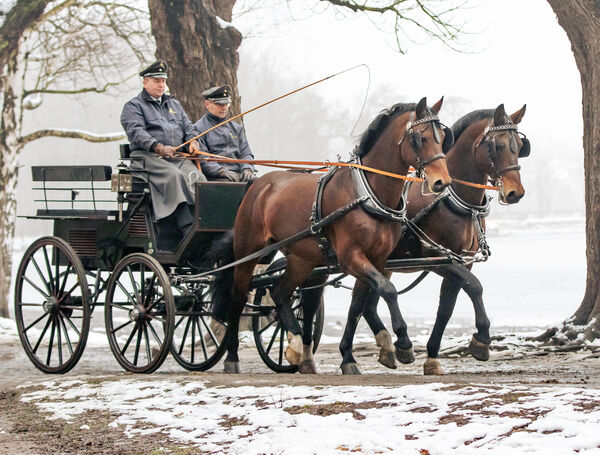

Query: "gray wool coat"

xmin=121 ymin=89 xmax=205 ymax=220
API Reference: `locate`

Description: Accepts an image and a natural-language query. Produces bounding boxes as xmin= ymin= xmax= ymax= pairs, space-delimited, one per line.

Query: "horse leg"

xmin=339 ymin=280 xmax=370 ymax=375
xmin=361 ymin=274 xmax=397 ymax=370
xmin=223 ymin=261 xmax=258 ymax=374
xmin=269 ymin=258 xmax=314 ymax=366
xmin=297 ymin=283 xmax=324 ymax=374
xmin=346 ymin=257 xmax=414 ymax=365
xmin=424 ymin=265 xmax=490 ymax=375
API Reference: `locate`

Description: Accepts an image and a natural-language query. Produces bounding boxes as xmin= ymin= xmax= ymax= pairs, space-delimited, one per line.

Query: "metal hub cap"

xmin=42 ymin=297 xmax=59 ymax=314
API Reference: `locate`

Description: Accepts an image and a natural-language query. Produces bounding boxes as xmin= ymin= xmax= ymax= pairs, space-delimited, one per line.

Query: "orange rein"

xmin=176 ymin=149 xmax=500 ymax=191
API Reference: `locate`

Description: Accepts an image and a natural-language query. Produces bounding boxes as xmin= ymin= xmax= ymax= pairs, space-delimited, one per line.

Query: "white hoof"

xmin=423 ymin=357 xmax=445 ymax=375
xmin=285 ymin=333 xmax=303 ymax=366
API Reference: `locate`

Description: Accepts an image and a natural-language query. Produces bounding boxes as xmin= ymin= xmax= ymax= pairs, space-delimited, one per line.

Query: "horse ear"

xmin=416 ymin=97 xmax=427 ymax=119
xmin=493 ymin=104 xmax=506 ymax=126
xmin=510 ymin=104 xmax=527 ymax=125
xmin=431 ymin=96 xmax=444 ymax=115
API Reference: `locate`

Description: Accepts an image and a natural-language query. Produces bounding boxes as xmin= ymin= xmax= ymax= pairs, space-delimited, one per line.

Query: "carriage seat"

xmin=32 ymin=165 xmax=116 ymax=219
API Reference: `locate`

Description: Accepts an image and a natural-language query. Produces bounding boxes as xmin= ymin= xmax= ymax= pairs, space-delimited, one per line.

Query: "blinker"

xmin=432 ymin=123 xmax=441 ymax=143
xmin=509 ymin=131 xmax=519 ymax=154
xmin=519 ymin=137 xmax=531 ymax=158
xmin=409 ymin=131 xmax=423 ymax=150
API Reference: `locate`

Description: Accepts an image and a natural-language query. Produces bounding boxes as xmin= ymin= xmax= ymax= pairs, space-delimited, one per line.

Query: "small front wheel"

xmin=104 ymin=253 xmax=174 ymax=373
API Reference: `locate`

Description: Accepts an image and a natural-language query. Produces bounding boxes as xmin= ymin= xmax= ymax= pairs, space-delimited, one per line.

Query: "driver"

xmin=120 ymin=59 xmax=205 ymax=251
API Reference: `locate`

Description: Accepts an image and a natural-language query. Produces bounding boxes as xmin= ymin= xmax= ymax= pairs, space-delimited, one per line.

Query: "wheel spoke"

xmin=174 ymin=315 xmax=185 ymax=330
xmin=127 ymin=265 xmax=141 ymax=303
xmin=62 ymin=313 xmax=81 ymax=337
xmin=265 ymin=321 xmax=281 ymax=355
xmin=58 ymin=282 xmax=80 ymax=304
xmin=258 ymin=317 xmax=277 ymax=335
xmin=143 ymin=323 xmax=152 ymax=363
xmin=30 ymin=257 xmax=52 ymax=297
xmin=57 ymin=314 xmax=63 ymax=365
xmin=196 ymin=317 xmax=208 ymax=360
xmin=147 ymin=314 xmax=166 ymax=323
xmin=109 ymin=302 xmax=133 ymax=312
xmin=59 ymin=263 xmax=72 ymax=297
xmin=115 ymin=279 xmax=136 ymax=305
xmin=199 ymin=315 xmax=220 ymax=346
xmin=120 ymin=323 xmax=138 ymax=356
xmin=32 ymin=315 xmax=52 ymax=354
xmin=58 ymin=315 xmax=74 ymax=356
xmin=60 ymin=305 xmax=84 ymax=311
xmin=24 ymin=312 xmax=49 ymax=333
xmin=133 ymin=325 xmax=143 ymax=366
xmin=23 ymin=276 xmax=50 ymax=300
xmin=17 ymin=302 xmax=44 ymax=307
xmin=178 ymin=316 xmax=193 ymax=356
xmin=278 ymin=326 xmax=284 ymax=366
xmin=147 ymin=320 xmax=163 ymax=346
xmin=54 ymin=247 xmax=60 ymax=297
xmin=46 ymin=317 xmax=56 ymax=366
xmin=140 ymin=264 xmax=145 ymax=303
xmin=191 ymin=316 xmax=196 ymax=364
xmin=42 ymin=246 xmax=55 ymax=295
xmin=144 ymin=275 xmax=157 ymax=307
xmin=111 ymin=319 xmax=134 ymax=334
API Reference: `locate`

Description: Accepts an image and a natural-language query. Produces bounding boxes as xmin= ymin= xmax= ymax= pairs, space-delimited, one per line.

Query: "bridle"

xmin=474 ymin=122 xmax=529 ymax=186
xmin=397 ymin=113 xmax=451 ymax=178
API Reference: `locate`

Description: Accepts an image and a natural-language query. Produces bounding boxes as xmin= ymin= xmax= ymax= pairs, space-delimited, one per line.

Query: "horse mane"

xmin=451 ymin=109 xmax=495 ymax=141
xmin=356 ymin=102 xmax=417 ymax=157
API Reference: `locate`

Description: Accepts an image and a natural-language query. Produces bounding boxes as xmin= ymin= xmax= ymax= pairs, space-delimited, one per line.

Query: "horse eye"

xmin=422 ymin=137 xmax=428 ymax=143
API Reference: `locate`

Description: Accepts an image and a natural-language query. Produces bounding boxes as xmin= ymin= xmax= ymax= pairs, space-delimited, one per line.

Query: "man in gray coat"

xmin=193 ymin=85 xmax=256 ymax=182
xmin=121 ymin=60 xmax=206 ymax=251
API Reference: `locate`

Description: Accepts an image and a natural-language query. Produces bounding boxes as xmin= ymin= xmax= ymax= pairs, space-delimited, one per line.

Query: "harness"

xmin=476 ymin=122 xmax=524 ymax=187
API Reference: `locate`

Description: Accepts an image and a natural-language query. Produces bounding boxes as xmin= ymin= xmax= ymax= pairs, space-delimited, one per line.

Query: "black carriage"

xmin=14 ymin=146 xmax=325 ymax=374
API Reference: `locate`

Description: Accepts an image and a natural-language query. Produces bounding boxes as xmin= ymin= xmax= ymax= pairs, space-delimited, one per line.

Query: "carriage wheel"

xmin=14 ymin=236 xmax=90 ymax=374
xmin=169 ymin=283 xmax=228 ymax=371
xmin=252 ymin=259 xmax=325 ymax=373
xmin=104 ymin=253 xmax=174 ymax=373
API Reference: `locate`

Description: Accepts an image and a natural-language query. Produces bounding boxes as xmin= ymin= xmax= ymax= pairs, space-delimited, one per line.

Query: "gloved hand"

xmin=154 ymin=143 xmax=176 ymax=158
xmin=217 ymin=167 xmax=239 ymax=182
xmin=188 ymin=140 xmax=200 ymax=154
xmin=240 ymin=168 xmax=255 ymax=182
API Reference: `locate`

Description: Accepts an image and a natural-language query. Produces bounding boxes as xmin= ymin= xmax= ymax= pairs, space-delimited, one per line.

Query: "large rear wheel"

xmin=104 ymin=253 xmax=174 ymax=373
xmin=14 ymin=236 xmax=90 ymax=374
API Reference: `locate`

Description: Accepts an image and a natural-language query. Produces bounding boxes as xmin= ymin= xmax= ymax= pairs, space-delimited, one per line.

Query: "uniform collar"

xmin=141 ymin=89 xmax=173 ymax=104
xmin=206 ymin=112 xmax=228 ymax=124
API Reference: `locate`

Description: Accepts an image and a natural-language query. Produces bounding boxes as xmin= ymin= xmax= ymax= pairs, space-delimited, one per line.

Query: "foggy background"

xmin=15 ymin=0 xmax=583 ymax=239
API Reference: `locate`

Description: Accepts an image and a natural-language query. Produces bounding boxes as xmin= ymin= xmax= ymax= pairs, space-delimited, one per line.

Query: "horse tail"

xmin=210 ymin=230 xmax=235 ymax=322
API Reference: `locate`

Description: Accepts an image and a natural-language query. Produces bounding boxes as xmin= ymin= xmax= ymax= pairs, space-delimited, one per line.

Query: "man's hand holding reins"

xmin=154 ymin=143 xmax=176 ymax=158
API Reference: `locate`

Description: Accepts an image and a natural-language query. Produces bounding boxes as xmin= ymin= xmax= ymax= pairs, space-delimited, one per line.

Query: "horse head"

xmin=398 ymin=97 xmax=452 ymax=193
xmin=472 ymin=104 xmax=528 ymax=204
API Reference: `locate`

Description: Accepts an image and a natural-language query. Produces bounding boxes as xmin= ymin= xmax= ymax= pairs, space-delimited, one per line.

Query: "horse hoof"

xmin=423 ymin=357 xmax=445 ymax=375
xmin=340 ymin=363 xmax=361 ymax=375
xmin=395 ymin=346 xmax=415 ymax=364
xmin=223 ymin=360 xmax=241 ymax=374
xmin=375 ymin=330 xmax=393 ymax=349
xmin=298 ymin=359 xmax=318 ymax=374
xmin=469 ymin=336 xmax=490 ymax=361
xmin=378 ymin=348 xmax=397 ymax=369
xmin=285 ymin=334 xmax=303 ymax=365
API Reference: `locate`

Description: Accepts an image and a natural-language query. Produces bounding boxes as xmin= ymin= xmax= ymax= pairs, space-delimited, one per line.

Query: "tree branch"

xmin=22 ymin=77 xmax=134 ymax=96
xmin=19 ymin=129 xmax=125 ymax=146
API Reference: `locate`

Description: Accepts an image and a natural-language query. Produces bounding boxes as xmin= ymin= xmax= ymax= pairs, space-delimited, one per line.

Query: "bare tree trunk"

xmin=0 ymin=49 xmax=22 ymax=318
xmin=547 ymin=1 xmax=600 ymax=339
xmin=147 ymin=0 xmax=242 ymax=121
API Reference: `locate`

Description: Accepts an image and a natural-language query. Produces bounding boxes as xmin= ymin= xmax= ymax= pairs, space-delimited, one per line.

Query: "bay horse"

xmin=338 ymin=103 xmax=529 ymax=375
xmin=213 ymin=97 xmax=452 ymax=374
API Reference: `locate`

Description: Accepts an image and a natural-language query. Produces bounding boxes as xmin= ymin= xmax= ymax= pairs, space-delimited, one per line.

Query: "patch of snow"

xmin=22 ymin=93 xmax=43 ymax=110
xmin=79 ymin=424 xmax=89 ymax=430
xmin=215 ymin=15 xmax=233 ymax=30
xmin=20 ymin=379 xmax=600 ymax=454
xmin=0 ymin=316 xmax=17 ymax=343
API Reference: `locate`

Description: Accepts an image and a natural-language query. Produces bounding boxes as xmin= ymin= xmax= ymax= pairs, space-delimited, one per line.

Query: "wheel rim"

xmin=104 ymin=254 xmax=174 ymax=373
xmin=170 ymin=283 xmax=228 ymax=371
xmin=14 ymin=237 xmax=90 ymax=374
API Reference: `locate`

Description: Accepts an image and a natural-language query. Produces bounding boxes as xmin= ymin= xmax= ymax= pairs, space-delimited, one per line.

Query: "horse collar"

xmin=351 ymin=156 xmax=407 ymax=222
xmin=443 ymin=185 xmax=491 ymax=218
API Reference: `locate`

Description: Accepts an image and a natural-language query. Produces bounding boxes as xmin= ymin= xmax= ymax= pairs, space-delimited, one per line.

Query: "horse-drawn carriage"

xmin=14 ymin=98 xmax=529 ymax=376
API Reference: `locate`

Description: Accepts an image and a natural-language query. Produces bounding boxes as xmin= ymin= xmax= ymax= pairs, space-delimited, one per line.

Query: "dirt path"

xmin=1 ymin=336 xmax=600 ymax=454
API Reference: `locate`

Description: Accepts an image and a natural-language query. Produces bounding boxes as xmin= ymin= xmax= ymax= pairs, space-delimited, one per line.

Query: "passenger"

xmin=120 ymin=59 xmax=206 ymax=251
xmin=192 ymin=85 xmax=256 ymax=182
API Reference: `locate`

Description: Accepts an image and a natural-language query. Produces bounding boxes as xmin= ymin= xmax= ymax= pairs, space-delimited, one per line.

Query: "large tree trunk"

xmin=147 ymin=0 xmax=242 ymax=121
xmin=0 ymin=49 xmax=22 ymax=318
xmin=547 ymin=1 xmax=600 ymax=339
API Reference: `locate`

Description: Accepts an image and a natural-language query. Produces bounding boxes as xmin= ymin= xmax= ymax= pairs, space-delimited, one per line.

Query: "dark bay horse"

xmin=213 ymin=97 xmax=452 ymax=373
xmin=338 ymin=104 xmax=529 ymax=375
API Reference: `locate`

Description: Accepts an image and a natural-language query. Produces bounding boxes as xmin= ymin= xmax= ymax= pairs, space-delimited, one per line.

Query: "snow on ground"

xmin=0 ymin=316 xmax=17 ymax=342
xmin=19 ymin=378 xmax=600 ymax=455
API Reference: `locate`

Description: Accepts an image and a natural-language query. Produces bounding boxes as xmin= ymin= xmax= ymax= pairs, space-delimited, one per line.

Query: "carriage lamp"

xmin=111 ymin=173 xmax=132 ymax=221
